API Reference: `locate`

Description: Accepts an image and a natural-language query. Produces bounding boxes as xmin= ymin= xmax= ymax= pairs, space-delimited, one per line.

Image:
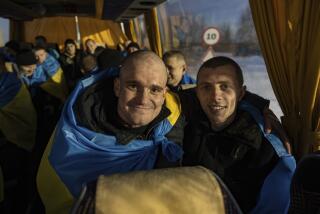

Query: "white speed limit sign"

xmin=202 ymin=27 xmax=220 ymax=46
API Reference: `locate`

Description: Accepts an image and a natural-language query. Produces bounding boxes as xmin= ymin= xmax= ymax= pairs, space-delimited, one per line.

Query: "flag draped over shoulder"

xmin=0 ymin=71 xmax=21 ymax=108
xmin=21 ymin=54 xmax=68 ymax=101
xmin=239 ymin=101 xmax=296 ymax=213
xmin=37 ymin=69 xmax=183 ymax=214
xmin=0 ymin=72 xmax=37 ymax=151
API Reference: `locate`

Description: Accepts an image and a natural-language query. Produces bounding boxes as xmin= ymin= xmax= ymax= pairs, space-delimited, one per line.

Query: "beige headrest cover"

xmin=95 ymin=166 xmax=225 ymax=214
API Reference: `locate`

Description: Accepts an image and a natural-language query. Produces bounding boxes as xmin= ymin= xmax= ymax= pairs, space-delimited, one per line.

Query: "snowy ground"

xmin=187 ymin=53 xmax=283 ymax=119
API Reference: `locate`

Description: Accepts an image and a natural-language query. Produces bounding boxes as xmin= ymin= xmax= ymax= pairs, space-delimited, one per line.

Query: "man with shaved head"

xmin=37 ymin=51 xmax=184 ymax=214
xmin=163 ymin=50 xmax=196 ymax=92
xmin=114 ymin=51 xmax=168 ymax=128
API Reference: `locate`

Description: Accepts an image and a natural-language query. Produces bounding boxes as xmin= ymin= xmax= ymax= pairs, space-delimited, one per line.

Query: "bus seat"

xmin=289 ymin=153 xmax=320 ymax=214
xmin=71 ymin=166 xmax=243 ymax=214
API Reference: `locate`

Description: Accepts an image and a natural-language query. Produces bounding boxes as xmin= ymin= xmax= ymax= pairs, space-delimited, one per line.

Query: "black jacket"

xmin=183 ymin=109 xmax=278 ymax=212
xmin=73 ymin=76 xmax=185 ymax=169
xmin=59 ymin=50 xmax=85 ymax=90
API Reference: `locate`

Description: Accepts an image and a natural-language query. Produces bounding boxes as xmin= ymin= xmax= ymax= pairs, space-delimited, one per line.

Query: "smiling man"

xmin=162 ymin=50 xmax=196 ymax=92
xmin=114 ymin=52 xmax=168 ymax=128
xmin=183 ymin=56 xmax=294 ymax=213
xmin=196 ymin=59 xmax=245 ymax=131
xmin=37 ymin=50 xmax=184 ymax=214
xmin=19 ymin=46 xmax=69 ymax=102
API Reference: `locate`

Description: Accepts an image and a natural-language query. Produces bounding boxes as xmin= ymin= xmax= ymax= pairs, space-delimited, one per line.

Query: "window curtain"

xmin=23 ymin=16 xmax=127 ymax=50
xmin=95 ymin=0 xmax=104 ymax=19
xmin=249 ymin=0 xmax=320 ymax=158
xmin=144 ymin=8 xmax=163 ymax=57
xmin=123 ymin=20 xmax=137 ymax=43
xmin=78 ymin=17 xmax=127 ymax=49
xmin=23 ymin=16 xmax=77 ymax=49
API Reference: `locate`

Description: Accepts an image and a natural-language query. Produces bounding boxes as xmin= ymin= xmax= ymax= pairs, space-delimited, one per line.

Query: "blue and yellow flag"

xmin=21 ymin=54 xmax=68 ymax=101
xmin=239 ymin=101 xmax=296 ymax=213
xmin=0 ymin=72 xmax=37 ymax=151
xmin=37 ymin=70 xmax=183 ymax=214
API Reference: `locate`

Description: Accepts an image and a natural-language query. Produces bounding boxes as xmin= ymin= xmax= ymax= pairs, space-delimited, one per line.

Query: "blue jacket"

xmin=20 ymin=54 xmax=68 ymax=101
xmin=180 ymin=73 xmax=196 ymax=85
xmin=21 ymin=54 xmax=60 ymax=87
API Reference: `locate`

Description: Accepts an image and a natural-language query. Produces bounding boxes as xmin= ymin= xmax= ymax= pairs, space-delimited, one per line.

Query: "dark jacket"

xmin=168 ymin=73 xmax=196 ymax=93
xmin=59 ymin=50 xmax=85 ymax=90
xmin=183 ymin=109 xmax=278 ymax=212
xmin=73 ymin=76 xmax=185 ymax=169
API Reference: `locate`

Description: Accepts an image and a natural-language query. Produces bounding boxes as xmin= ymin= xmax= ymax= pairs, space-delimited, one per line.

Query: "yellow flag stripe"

xmin=165 ymin=91 xmax=181 ymax=126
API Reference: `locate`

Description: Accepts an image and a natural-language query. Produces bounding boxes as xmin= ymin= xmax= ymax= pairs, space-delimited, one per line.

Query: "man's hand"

xmin=263 ymin=108 xmax=292 ymax=154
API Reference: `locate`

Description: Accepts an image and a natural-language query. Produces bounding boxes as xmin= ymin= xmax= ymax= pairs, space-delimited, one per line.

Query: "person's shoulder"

xmin=59 ymin=53 xmax=68 ymax=63
xmin=177 ymin=87 xmax=196 ymax=101
xmin=177 ymin=88 xmax=205 ymax=122
xmin=44 ymin=53 xmax=59 ymax=66
xmin=95 ymin=46 xmax=105 ymax=56
xmin=242 ymin=91 xmax=270 ymax=112
xmin=182 ymin=73 xmax=196 ymax=84
xmin=234 ymin=110 xmax=279 ymax=164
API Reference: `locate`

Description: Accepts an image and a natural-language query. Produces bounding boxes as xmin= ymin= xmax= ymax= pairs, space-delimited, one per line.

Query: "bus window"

xmin=0 ymin=18 xmax=9 ymax=46
xmin=133 ymin=15 xmax=151 ymax=50
xmin=157 ymin=0 xmax=283 ymax=118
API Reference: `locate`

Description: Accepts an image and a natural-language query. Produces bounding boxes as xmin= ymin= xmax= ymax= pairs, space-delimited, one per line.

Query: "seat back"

xmin=289 ymin=153 xmax=320 ymax=214
xmin=72 ymin=166 xmax=243 ymax=214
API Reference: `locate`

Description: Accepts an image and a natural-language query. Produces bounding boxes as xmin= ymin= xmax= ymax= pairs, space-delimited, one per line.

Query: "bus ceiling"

xmin=0 ymin=0 xmax=165 ymax=21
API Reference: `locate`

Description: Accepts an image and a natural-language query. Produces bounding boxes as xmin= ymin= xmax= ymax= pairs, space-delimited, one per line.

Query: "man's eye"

xmin=150 ymin=87 xmax=162 ymax=94
xmin=220 ymin=84 xmax=228 ymax=90
xmin=127 ymin=85 xmax=137 ymax=91
xmin=201 ymin=85 xmax=211 ymax=91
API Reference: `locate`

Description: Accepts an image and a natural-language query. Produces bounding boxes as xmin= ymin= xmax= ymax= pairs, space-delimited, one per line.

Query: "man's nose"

xmin=211 ymin=87 xmax=222 ymax=101
xmin=136 ymin=89 xmax=149 ymax=104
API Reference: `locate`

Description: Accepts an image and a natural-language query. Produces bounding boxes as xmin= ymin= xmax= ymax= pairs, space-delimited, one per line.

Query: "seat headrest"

xmin=95 ymin=166 xmax=226 ymax=214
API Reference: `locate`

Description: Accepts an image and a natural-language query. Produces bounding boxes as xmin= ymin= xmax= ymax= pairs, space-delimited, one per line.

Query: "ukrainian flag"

xmin=0 ymin=71 xmax=37 ymax=151
xmin=21 ymin=54 xmax=68 ymax=101
xmin=37 ymin=70 xmax=183 ymax=214
xmin=40 ymin=66 xmax=68 ymax=101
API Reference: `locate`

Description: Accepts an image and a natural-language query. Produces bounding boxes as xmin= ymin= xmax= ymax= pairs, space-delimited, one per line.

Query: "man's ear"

xmin=238 ymin=85 xmax=246 ymax=101
xmin=162 ymin=86 xmax=168 ymax=98
xmin=182 ymin=64 xmax=187 ymax=74
xmin=114 ymin=78 xmax=120 ymax=97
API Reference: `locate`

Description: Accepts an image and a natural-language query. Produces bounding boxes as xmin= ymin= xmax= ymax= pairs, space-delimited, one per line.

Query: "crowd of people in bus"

xmin=0 ymin=36 xmax=295 ymax=214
